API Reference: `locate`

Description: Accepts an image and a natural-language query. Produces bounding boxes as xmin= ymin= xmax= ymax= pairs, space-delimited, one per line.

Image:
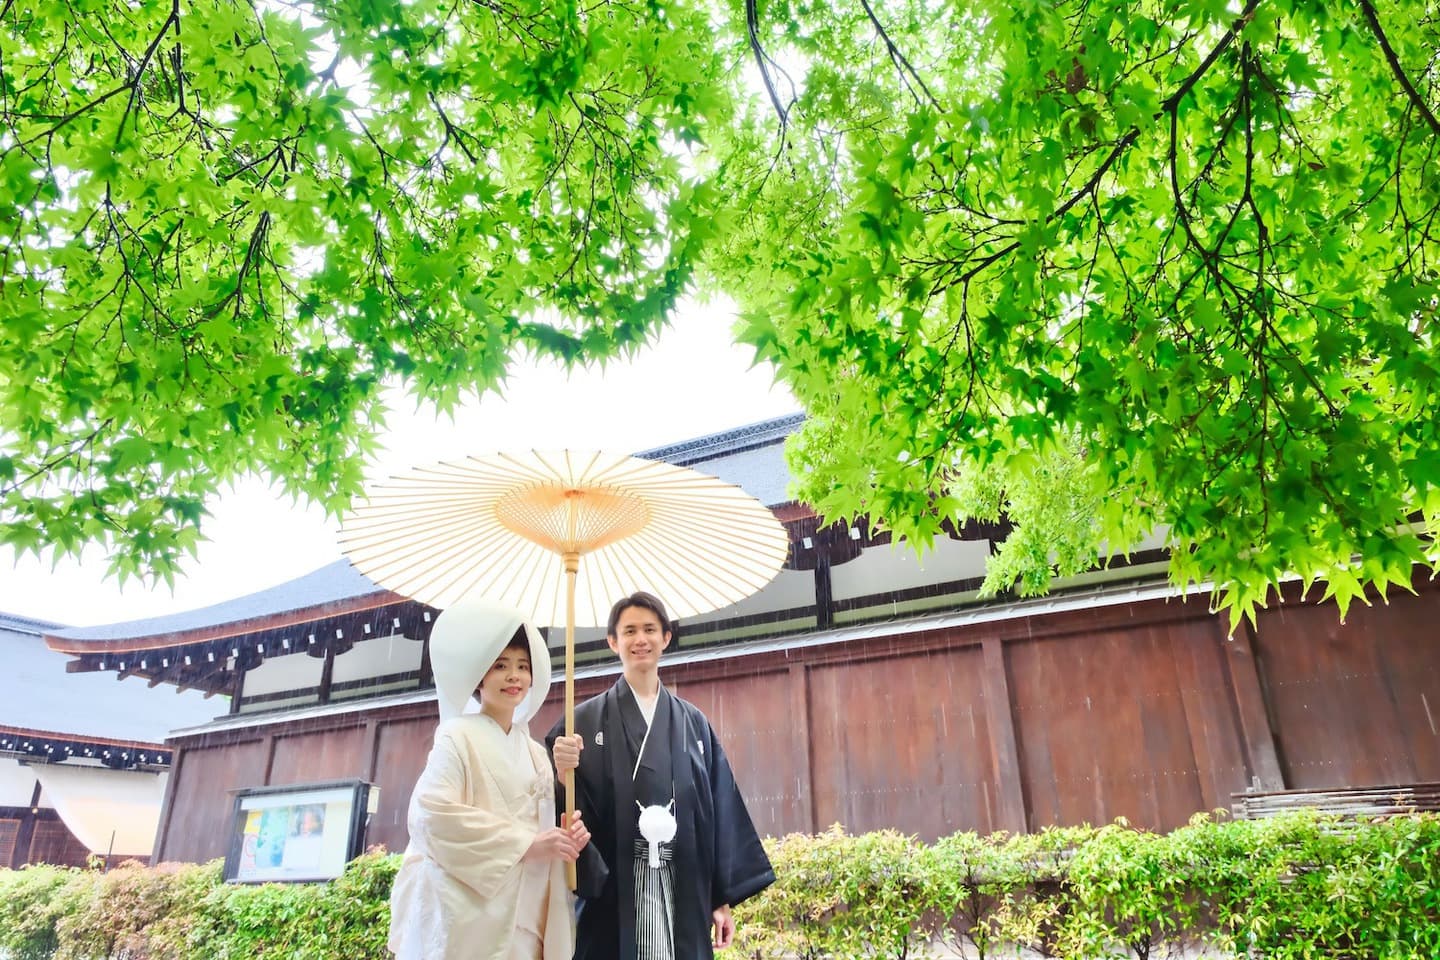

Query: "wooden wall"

xmin=157 ymin=579 xmax=1440 ymax=862
xmin=0 ymin=806 xmax=91 ymax=868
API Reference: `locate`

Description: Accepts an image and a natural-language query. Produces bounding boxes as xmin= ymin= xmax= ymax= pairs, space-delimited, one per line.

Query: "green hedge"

xmin=1 ymin=813 xmax=1437 ymax=959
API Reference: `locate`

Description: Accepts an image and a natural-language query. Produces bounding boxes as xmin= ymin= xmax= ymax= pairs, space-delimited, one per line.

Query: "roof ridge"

xmin=636 ymin=412 xmax=804 ymax=465
xmin=0 ymin=612 xmax=64 ymax=636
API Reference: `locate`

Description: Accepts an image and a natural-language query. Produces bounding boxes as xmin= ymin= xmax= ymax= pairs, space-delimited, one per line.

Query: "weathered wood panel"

xmin=157 ymin=737 xmax=268 ymax=863
xmin=269 ymin=726 xmax=367 ymax=785
xmin=671 ymin=669 xmax=808 ymax=838
xmin=1172 ymin=620 xmax=1254 ymax=808
xmin=29 ymin=818 xmax=89 ymax=867
xmin=1254 ymin=589 xmax=1440 ymax=788
xmin=1009 ymin=616 xmax=1224 ymax=833
xmin=368 ymin=718 xmax=438 ymax=853
xmin=0 ymin=808 xmax=92 ymax=868
xmin=808 ymin=642 xmax=995 ymax=840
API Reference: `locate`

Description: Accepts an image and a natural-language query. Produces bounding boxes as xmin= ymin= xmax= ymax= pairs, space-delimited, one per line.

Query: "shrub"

xmin=2 ymin=814 xmax=1439 ymax=960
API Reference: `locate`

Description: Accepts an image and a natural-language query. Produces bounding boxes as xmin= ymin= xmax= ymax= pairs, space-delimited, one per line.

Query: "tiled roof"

xmin=636 ymin=413 xmax=801 ymax=507
xmin=46 ymin=559 xmax=389 ymax=645
xmin=0 ymin=613 xmax=219 ymax=742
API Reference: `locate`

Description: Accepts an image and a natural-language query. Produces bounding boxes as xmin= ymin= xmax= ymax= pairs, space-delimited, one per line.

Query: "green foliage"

xmin=191 ymin=850 xmax=396 ymax=960
xmin=734 ymin=826 xmax=936 ymax=959
xmin=733 ymin=813 xmax=1440 ymax=960
xmin=53 ymin=859 xmax=219 ymax=960
xmin=0 ymin=864 xmax=89 ymax=960
xmin=0 ymin=0 xmax=730 ymax=579
xmin=925 ymin=826 xmax=1084 ymax=958
xmin=1192 ymin=812 xmax=1440 ymax=959
xmin=0 ymin=853 xmax=397 ymax=960
xmin=5 ymin=0 xmax=1440 ymax=625
xmin=720 ymin=0 xmax=1440 ymax=625
xmin=1 ymin=821 xmax=1438 ymax=959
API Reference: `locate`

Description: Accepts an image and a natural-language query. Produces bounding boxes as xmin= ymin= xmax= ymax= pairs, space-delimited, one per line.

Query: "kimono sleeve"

xmin=703 ymin=717 xmax=775 ymax=909
xmin=408 ymin=726 xmax=535 ymax=901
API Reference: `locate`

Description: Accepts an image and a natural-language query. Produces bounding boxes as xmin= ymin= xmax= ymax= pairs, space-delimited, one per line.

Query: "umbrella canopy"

xmin=337 ymin=450 xmax=790 ymax=627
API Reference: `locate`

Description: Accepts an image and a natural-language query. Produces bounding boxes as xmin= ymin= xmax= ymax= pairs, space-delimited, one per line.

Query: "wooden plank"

xmin=153 ymin=745 xmax=184 ymax=861
xmin=1172 ymin=619 xmax=1249 ymax=813
xmin=0 ymin=820 xmax=18 ymax=869
xmin=157 ymin=739 xmax=269 ymax=863
xmin=790 ymin=664 xmax=816 ymax=834
xmin=1365 ymin=593 xmax=1440 ymax=780
xmin=370 ymin=717 xmax=437 ymax=853
xmin=808 ymin=645 xmax=993 ymax=840
xmin=1233 ymin=781 xmax=1440 ymax=819
xmin=318 ymin=647 xmax=336 ymax=704
xmin=1222 ymin=622 xmax=1285 ymax=790
xmin=673 ymin=670 xmax=806 ymax=838
xmin=981 ymin=637 xmax=1027 ymax=834
xmin=269 ymin=726 xmax=367 ymax=784
xmin=362 ymin=719 xmax=381 ymax=782
xmin=10 ymin=782 xmax=40 ymax=869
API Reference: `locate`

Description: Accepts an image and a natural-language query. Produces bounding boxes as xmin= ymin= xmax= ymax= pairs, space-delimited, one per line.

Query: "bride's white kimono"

xmin=388 ymin=601 xmax=574 ymax=960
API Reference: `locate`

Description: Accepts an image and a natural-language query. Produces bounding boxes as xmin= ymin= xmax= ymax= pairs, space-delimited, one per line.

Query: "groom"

xmin=549 ymin=591 xmax=773 ymax=960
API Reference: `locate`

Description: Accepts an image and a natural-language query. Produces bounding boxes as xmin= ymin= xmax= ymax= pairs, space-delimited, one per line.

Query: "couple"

xmin=388 ymin=591 xmax=774 ymax=960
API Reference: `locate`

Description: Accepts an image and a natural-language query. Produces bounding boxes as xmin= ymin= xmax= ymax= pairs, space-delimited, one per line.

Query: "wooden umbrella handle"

xmin=564 ymin=554 xmax=578 ymax=891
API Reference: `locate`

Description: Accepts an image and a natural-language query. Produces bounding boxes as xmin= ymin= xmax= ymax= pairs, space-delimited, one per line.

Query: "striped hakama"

xmin=632 ymin=839 xmax=676 ymax=960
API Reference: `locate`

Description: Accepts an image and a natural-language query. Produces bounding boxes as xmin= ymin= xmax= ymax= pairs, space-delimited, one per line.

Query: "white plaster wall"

xmin=831 ymin=537 xmax=992 ymax=602
xmin=0 ymin=758 xmax=39 ymax=806
xmin=331 ymin=633 xmax=424 ymax=685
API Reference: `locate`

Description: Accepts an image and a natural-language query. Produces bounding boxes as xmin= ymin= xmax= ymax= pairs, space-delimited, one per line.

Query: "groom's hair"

xmin=606 ymin=591 xmax=672 ymax=638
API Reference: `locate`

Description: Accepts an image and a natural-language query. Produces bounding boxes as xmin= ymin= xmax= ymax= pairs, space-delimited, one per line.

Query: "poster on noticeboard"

xmin=222 ymin=780 xmax=376 ymax=884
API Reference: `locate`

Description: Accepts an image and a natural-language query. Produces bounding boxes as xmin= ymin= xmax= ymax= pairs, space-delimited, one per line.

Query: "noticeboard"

xmin=222 ymin=779 xmax=376 ymax=883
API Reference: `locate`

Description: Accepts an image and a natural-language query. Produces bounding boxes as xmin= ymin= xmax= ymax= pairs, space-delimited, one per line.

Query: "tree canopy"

xmin=3 ymin=0 xmax=1438 ymax=621
xmin=1 ymin=0 xmax=730 ymax=577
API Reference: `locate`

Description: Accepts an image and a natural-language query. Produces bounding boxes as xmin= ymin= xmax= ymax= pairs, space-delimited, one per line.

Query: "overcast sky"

xmin=0 ymin=298 xmax=799 ymax=627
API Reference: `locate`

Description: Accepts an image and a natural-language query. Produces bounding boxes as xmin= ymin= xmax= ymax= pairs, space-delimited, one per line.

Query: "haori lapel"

xmin=603 ymin=683 xmax=640 ymax=959
xmin=665 ymin=690 xmax=704 ymax=956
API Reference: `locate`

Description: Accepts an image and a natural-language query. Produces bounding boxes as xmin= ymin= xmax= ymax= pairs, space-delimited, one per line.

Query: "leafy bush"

xmin=0 ymin=864 xmax=88 ymax=960
xmin=2 ymin=815 xmax=1438 ymax=959
xmin=53 ymin=860 xmax=219 ymax=960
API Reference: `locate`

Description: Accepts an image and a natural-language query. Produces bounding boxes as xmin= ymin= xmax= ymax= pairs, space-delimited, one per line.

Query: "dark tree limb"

xmin=1359 ymin=0 xmax=1440 ymax=138
xmin=745 ymin=0 xmax=794 ymax=128
xmin=857 ymin=0 xmax=940 ymax=110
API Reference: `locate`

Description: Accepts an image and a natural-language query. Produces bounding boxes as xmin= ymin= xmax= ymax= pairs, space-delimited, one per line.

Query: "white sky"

xmin=0 ymin=297 xmax=799 ymax=627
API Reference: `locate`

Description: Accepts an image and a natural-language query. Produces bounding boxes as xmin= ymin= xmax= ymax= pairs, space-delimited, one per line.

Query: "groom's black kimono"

xmin=547 ymin=679 xmax=774 ymax=960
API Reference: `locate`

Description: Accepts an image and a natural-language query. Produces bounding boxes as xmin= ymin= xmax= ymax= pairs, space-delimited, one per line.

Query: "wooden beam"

xmin=418 ymin=634 xmax=434 ymax=689
xmin=1223 ymin=621 xmax=1286 ymax=790
xmin=363 ymin=719 xmax=381 ymax=782
xmin=263 ymin=733 xmax=279 ymax=786
xmin=175 ymin=660 xmax=233 ymax=696
xmin=981 ymin=637 xmax=1029 ymax=833
xmin=11 ymin=782 xmax=41 ymax=868
xmin=152 ymin=746 xmax=184 ymax=862
xmin=43 ymin=593 xmax=415 ymax=656
xmin=814 ymin=555 xmax=834 ymax=630
xmin=318 ymin=647 xmax=337 ymax=704
xmin=789 ymin=665 xmax=816 ymax=833
xmin=229 ymin=665 xmax=246 ymax=715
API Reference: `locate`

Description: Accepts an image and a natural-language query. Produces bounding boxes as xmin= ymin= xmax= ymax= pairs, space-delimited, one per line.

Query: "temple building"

xmin=0 ymin=611 xmax=215 ymax=866
xmin=36 ymin=414 xmax=1440 ymax=865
